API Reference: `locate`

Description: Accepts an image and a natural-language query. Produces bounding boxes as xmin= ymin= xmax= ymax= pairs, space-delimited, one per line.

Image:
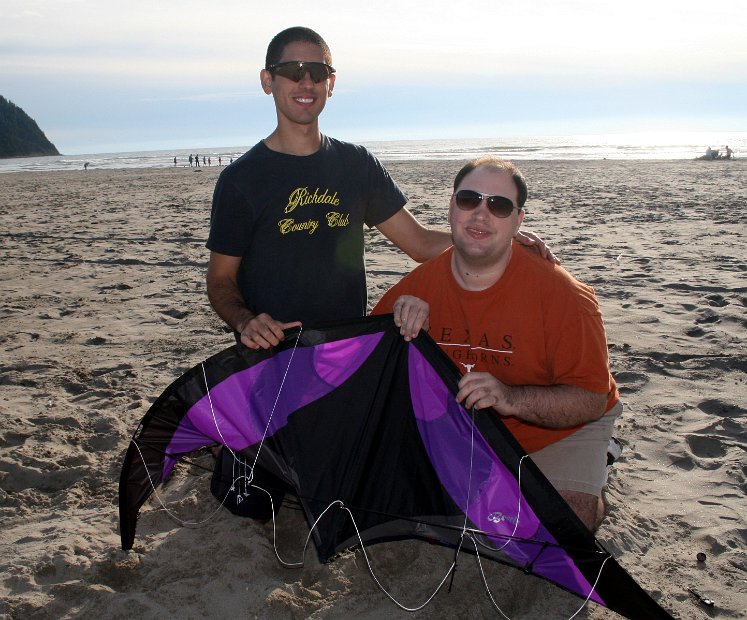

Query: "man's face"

xmin=261 ymin=41 xmax=335 ymax=127
xmin=448 ymin=167 xmax=525 ymax=268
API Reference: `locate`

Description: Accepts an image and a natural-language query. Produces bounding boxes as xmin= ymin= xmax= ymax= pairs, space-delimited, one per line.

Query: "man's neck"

xmin=450 ymin=246 xmax=513 ymax=292
xmin=264 ymin=124 xmax=322 ymax=156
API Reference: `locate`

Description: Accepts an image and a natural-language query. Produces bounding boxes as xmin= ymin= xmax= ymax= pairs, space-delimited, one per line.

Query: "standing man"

xmin=206 ymin=26 xmax=550 ymax=351
xmin=373 ymin=157 xmax=621 ymax=531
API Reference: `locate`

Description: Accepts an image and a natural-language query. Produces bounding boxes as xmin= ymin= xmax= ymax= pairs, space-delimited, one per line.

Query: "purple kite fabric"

xmin=119 ymin=315 xmax=672 ymax=619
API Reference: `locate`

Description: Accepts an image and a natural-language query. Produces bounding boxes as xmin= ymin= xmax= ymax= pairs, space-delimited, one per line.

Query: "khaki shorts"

xmin=528 ymin=400 xmax=622 ymax=496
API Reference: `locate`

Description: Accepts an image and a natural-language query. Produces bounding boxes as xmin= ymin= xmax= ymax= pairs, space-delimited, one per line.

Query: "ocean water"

xmin=1 ymin=132 xmax=744 ymax=173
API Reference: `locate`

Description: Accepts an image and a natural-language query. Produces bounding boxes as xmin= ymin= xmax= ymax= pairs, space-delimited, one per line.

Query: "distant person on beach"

xmin=725 ymin=145 xmax=733 ymax=159
xmin=373 ymin=156 xmax=621 ymax=531
xmin=205 ymin=26 xmax=554 ymax=520
xmin=203 ymin=156 xmax=206 ymax=166
xmin=84 ymin=162 xmax=89 ymax=171
xmin=189 ymin=154 xmax=193 ymax=167
xmin=173 ymin=156 xmax=177 ymax=166
xmin=705 ymin=146 xmax=714 ymax=160
xmin=218 ymin=156 xmax=222 ymax=166
xmin=195 ymin=154 xmax=200 ymax=167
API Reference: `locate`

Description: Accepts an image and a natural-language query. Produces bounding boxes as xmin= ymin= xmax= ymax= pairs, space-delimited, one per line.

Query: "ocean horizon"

xmin=1 ymin=132 xmax=744 ymax=174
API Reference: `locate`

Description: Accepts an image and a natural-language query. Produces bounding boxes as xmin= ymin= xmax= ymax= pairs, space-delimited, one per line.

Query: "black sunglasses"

xmin=454 ymin=189 xmax=519 ymax=218
xmin=268 ymin=61 xmax=335 ymax=83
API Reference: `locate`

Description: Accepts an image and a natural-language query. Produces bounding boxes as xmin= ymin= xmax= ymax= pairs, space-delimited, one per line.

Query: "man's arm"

xmin=514 ymin=229 xmax=560 ymax=263
xmin=206 ymin=251 xmax=299 ymax=349
xmin=456 ymin=373 xmax=608 ymax=427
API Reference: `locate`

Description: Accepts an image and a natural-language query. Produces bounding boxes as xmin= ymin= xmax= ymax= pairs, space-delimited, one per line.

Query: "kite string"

xmin=566 ymin=555 xmax=612 ymax=620
xmin=458 ymin=400 xmax=527 ymax=620
xmin=142 ymin=333 xmax=615 ymax=618
xmin=201 ymin=328 xmax=303 ymax=484
xmin=130 ymin=331 xmax=305 ymax=530
xmin=468 ymin=451 xmax=611 ymax=620
xmin=248 ymin=329 xmax=303 ymax=476
xmin=305 ymin=501 xmax=458 ymax=612
xmin=129 ymin=438 xmax=230 ymax=527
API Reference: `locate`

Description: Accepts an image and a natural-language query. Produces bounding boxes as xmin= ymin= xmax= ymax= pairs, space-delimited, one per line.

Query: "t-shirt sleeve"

xmin=546 ymin=280 xmax=612 ymax=394
xmin=371 ymin=284 xmax=400 ymax=315
xmin=360 ymin=149 xmax=408 ymax=228
xmin=371 ymin=263 xmax=431 ymax=315
xmin=206 ymin=171 xmax=253 ymax=257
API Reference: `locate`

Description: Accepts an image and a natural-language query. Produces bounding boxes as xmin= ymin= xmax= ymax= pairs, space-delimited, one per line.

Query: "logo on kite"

xmin=487 ymin=511 xmax=518 ymax=525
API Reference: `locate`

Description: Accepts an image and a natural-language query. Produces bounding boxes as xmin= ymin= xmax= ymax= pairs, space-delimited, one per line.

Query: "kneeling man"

xmin=373 ymin=156 xmax=621 ymax=531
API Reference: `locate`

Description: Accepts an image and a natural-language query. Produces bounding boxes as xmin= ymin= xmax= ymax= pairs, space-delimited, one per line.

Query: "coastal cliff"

xmin=0 ymin=96 xmax=60 ymax=158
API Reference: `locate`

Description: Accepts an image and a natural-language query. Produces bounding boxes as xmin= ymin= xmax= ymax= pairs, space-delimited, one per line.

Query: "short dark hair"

xmin=265 ymin=27 xmax=333 ymax=69
xmin=453 ymin=156 xmax=528 ymax=209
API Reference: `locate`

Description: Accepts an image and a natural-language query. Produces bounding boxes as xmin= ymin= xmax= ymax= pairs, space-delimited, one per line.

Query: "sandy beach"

xmin=1 ymin=160 xmax=745 ymax=619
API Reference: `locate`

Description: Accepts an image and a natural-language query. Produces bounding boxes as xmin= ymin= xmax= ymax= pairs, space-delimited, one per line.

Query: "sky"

xmin=2 ymin=0 xmax=746 ymax=155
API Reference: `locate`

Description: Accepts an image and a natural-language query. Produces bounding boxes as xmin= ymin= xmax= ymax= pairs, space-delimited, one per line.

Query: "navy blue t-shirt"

xmin=207 ymin=136 xmax=407 ymax=325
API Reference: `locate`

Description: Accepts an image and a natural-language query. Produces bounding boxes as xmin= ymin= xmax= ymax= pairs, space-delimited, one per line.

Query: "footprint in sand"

xmin=162 ymin=308 xmax=189 ymax=320
xmin=685 ymin=326 xmax=706 ymax=337
xmin=614 ymin=370 xmax=650 ymax=395
xmin=685 ymin=434 xmax=728 ymax=459
xmin=695 ymin=309 xmax=720 ymax=325
xmin=705 ymin=294 xmax=729 ymax=308
xmin=697 ymin=399 xmax=746 ymax=419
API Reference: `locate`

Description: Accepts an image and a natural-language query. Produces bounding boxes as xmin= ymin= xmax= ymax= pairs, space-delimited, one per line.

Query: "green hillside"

xmin=0 ymin=96 xmax=60 ymax=158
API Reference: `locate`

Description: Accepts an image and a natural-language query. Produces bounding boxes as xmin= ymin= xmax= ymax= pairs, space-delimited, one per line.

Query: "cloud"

xmin=137 ymin=91 xmax=262 ymax=103
xmin=2 ymin=0 xmax=745 ymax=153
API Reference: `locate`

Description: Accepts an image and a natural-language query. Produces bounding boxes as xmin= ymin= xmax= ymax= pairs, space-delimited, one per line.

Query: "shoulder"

xmin=322 ymin=136 xmax=381 ymax=164
xmin=323 ymin=135 xmax=367 ymax=154
xmin=394 ymin=249 xmax=452 ymax=291
xmin=373 ymin=249 xmax=452 ymax=313
xmin=514 ymin=245 xmax=600 ymax=313
xmin=216 ymin=142 xmax=265 ymax=185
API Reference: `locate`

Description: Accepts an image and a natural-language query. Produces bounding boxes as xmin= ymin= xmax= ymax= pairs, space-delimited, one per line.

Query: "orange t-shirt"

xmin=373 ymin=244 xmax=619 ymax=453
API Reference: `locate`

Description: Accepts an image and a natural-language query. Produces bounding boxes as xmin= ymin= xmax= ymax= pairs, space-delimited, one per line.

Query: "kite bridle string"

xmin=465 ymin=445 xmax=610 ymax=619
xmin=566 ymin=555 xmax=612 ymax=620
xmin=128 ymin=331 xmax=305 ymax=529
xmin=257 ymin=352 xmax=603 ymax=617
xmin=455 ymin=403 xmax=524 ymax=619
xmin=139 ymin=332 xmax=615 ymax=617
xmin=201 ymin=328 xmax=304 ymax=483
xmin=129 ymin=438 xmax=231 ymax=527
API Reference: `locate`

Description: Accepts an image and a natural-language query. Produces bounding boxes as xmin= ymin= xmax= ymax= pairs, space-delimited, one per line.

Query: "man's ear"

xmin=260 ymin=69 xmax=273 ymax=94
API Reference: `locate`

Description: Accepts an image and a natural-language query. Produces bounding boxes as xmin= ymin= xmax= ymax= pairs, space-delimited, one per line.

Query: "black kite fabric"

xmin=119 ymin=315 xmax=672 ymax=619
